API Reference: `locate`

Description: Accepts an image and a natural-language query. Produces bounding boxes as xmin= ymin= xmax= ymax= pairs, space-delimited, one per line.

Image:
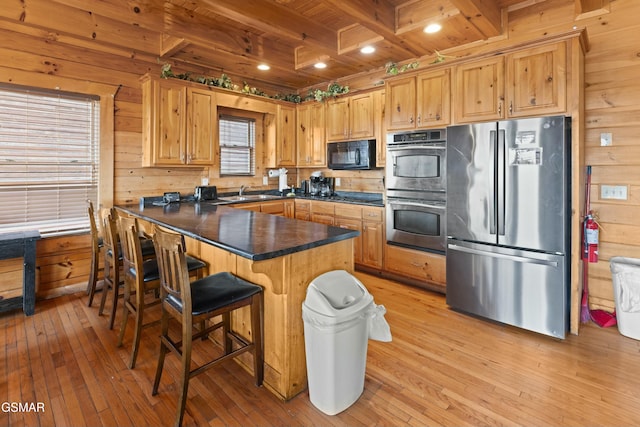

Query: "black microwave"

xmin=327 ymin=139 xmax=376 ymax=170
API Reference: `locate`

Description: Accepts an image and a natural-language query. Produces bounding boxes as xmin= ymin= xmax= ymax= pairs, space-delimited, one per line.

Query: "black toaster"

xmin=194 ymin=185 xmax=217 ymax=201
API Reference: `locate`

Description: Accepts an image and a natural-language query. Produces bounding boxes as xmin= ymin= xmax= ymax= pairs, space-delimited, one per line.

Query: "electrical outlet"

xmin=263 ymin=175 xmax=268 ymax=185
xmin=601 ymin=185 xmax=628 ymax=200
xmin=600 ymin=132 xmax=613 ymax=146
xmin=335 ymin=177 xmax=341 ymax=187
xmin=201 ymin=177 xmax=209 ymax=186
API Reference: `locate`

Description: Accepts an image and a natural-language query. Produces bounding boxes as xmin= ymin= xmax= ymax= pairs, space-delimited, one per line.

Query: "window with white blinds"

xmin=219 ymin=114 xmax=255 ymax=176
xmin=0 ymin=84 xmax=100 ymax=236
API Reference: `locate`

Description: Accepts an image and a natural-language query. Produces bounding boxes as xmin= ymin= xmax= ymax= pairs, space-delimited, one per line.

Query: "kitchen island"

xmin=116 ymin=202 xmax=358 ymax=400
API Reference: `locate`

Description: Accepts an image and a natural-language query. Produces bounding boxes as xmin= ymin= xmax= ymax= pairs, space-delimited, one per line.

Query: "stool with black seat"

xmin=86 ymin=200 xmax=103 ymax=307
xmin=117 ymin=216 xmax=207 ymax=370
xmin=151 ymin=225 xmax=264 ymax=427
xmin=98 ymin=208 xmax=156 ymax=330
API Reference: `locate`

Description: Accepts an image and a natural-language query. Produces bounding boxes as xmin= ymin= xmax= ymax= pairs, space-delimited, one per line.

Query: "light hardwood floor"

xmin=2 ymin=272 xmax=640 ymax=426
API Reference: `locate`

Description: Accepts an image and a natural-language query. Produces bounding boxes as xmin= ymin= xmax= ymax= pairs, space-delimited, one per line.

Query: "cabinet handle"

xmin=498 ymin=103 xmax=502 ymax=115
xmin=409 ymin=116 xmax=414 ymax=124
xmin=509 ymin=102 xmax=513 ymax=114
xmin=417 ymin=115 xmax=421 ymax=124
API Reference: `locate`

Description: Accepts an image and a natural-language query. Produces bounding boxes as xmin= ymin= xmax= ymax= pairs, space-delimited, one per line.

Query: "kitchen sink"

xmin=218 ymin=194 xmax=282 ymax=202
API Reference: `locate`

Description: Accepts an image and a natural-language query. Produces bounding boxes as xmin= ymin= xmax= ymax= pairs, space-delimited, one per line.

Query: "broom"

xmin=580 ymin=166 xmax=592 ymax=323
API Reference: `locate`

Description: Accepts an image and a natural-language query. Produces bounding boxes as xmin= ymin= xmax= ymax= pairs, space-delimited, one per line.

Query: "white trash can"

xmin=610 ymin=257 xmax=640 ymax=340
xmin=302 ymin=270 xmax=374 ymax=415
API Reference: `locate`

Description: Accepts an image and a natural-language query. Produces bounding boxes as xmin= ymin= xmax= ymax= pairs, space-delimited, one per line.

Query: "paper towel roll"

xmin=268 ymin=169 xmax=279 ymax=178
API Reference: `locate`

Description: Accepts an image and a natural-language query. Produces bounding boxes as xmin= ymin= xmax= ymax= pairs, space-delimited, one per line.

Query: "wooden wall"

xmin=0 ymin=0 xmax=637 ymax=314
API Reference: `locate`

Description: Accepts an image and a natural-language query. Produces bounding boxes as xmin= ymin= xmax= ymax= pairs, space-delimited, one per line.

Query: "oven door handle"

xmin=387 ymin=145 xmax=445 ymax=151
xmin=388 ymin=200 xmax=445 ymax=211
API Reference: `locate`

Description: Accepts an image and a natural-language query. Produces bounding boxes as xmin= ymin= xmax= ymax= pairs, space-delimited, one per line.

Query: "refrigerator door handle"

xmin=497 ymin=129 xmax=506 ymax=236
xmin=448 ymin=243 xmax=559 ymax=268
xmin=489 ymin=130 xmax=497 ymax=235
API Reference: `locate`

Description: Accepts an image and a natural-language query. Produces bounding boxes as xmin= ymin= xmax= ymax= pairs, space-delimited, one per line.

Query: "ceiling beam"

xmin=450 ymin=0 xmax=502 ymax=38
xmin=575 ymin=0 xmax=610 ymax=18
xmin=197 ymin=0 xmax=337 ymax=51
xmin=320 ymin=0 xmax=423 ymax=57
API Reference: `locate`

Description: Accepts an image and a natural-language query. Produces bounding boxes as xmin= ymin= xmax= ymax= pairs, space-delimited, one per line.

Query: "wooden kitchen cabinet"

xmin=335 ymin=204 xmax=364 ymax=264
xmin=386 ymin=76 xmax=415 ymax=130
xmin=361 ymin=207 xmax=383 ymax=269
xmin=296 ymin=102 xmax=326 ymax=167
xmin=186 ymin=88 xmax=216 ymax=165
xmin=505 ymin=42 xmax=566 ymax=117
xmin=454 ymin=56 xmax=505 ymax=123
xmin=386 ymin=68 xmax=451 ymax=130
xmin=334 ymin=204 xmax=384 ymax=270
xmin=454 ymin=41 xmax=567 ymax=123
xmin=326 ymin=91 xmax=375 ymax=141
xmin=310 ymin=200 xmax=334 ymax=225
xmin=231 ymin=200 xmax=294 ymax=217
xmin=276 ymin=104 xmax=297 ymax=166
xmin=375 ymin=90 xmax=386 ymax=166
xmin=384 ymin=243 xmax=445 ymax=291
xmin=294 ymin=199 xmax=310 ymax=221
xmin=141 ymin=75 xmax=215 ymax=167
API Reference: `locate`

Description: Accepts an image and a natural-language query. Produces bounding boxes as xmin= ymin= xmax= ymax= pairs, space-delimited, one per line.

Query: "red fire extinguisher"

xmin=585 ymin=213 xmax=599 ymax=263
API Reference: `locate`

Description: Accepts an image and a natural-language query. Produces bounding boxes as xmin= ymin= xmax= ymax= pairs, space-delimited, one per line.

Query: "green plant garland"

xmin=159 ymin=63 xmax=348 ymax=103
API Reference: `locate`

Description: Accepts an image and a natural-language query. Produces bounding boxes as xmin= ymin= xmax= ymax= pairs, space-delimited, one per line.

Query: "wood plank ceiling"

xmin=1 ymin=0 xmax=601 ymax=93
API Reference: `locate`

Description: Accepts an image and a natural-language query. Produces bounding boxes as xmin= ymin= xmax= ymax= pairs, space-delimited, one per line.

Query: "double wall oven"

xmin=386 ymin=129 xmax=447 ymax=254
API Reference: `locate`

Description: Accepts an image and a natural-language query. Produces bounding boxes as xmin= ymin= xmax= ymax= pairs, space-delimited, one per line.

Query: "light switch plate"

xmin=600 ymin=132 xmax=613 ymax=146
xmin=201 ymin=177 xmax=209 ymax=186
xmin=335 ymin=177 xmax=341 ymax=187
xmin=601 ymin=184 xmax=627 ymax=200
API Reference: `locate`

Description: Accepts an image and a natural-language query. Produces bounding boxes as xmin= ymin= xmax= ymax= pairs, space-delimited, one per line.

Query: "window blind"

xmin=219 ymin=114 xmax=255 ymax=176
xmin=0 ymin=85 xmax=100 ymax=236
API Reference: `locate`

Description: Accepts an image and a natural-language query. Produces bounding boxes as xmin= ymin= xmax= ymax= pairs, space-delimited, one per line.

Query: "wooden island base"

xmin=189 ymin=235 xmax=354 ymax=400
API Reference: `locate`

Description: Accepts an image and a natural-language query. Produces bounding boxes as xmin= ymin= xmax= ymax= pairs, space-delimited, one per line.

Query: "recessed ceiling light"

xmin=314 ymin=62 xmax=327 ymax=69
xmin=424 ymin=23 xmax=442 ymax=34
xmin=360 ymin=45 xmax=375 ymax=54
xmin=257 ymin=64 xmax=270 ymax=71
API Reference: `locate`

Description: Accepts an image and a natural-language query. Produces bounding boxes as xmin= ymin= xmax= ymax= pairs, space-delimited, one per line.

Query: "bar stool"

xmin=151 ymin=225 xmax=263 ymax=427
xmin=117 ymin=216 xmax=207 ymax=369
xmin=86 ymin=201 xmax=103 ymax=307
xmin=98 ymin=208 xmax=156 ymax=329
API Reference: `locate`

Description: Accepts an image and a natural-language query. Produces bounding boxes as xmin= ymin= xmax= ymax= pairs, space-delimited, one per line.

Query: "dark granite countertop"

xmin=116 ymin=203 xmax=359 ymax=261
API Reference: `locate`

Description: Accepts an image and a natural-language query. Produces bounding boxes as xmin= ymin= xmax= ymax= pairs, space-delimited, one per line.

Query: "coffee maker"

xmin=320 ymin=177 xmax=335 ymax=197
xmin=309 ymin=176 xmax=322 ymax=196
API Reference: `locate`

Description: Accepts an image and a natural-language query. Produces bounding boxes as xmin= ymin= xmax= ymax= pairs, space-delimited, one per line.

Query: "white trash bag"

xmin=368 ymin=304 xmax=392 ymax=342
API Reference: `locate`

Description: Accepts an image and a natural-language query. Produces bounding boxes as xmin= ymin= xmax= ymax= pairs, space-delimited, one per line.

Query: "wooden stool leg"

xmin=98 ymin=277 xmax=110 ymax=317
xmin=251 ymin=294 xmax=264 ymax=386
xmin=222 ymin=312 xmax=232 ymax=354
xmin=152 ymin=314 xmax=170 ymax=396
xmin=108 ymin=281 xmax=119 ymax=330
xmin=86 ymin=252 xmax=99 ymax=306
xmin=175 ymin=327 xmax=193 ymax=427
xmin=117 ymin=300 xmax=129 ymax=347
xmin=128 ymin=297 xmax=145 ymax=369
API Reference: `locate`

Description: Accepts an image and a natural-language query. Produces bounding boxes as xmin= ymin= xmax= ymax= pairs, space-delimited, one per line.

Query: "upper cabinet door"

xmin=386 ymin=76 xmax=416 ymax=130
xmin=326 ymin=97 xmax=349 ymax=141
xmin=310 ymin=102 xmax=326 ymax=166
xmin=155 ymin=83 xmax=187 ymax=165
xmin=186 ymin=88 xmax=215 ymax=165
xmin=277 ymin=104 xmax=297 ymax=167
xmin=506 ymin=42 xmax=567 ymax=117
xmin=454 ymin=56 xmax=505 ymax=124
xmin=416 ymin=68 xmax=451 ymax=128
xmin=349 ymin=92 xmax=375 ymax=139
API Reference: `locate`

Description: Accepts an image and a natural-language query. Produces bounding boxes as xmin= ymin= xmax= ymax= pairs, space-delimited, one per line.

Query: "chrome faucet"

xmin=239 ymin=185 xmax=250 ymax=196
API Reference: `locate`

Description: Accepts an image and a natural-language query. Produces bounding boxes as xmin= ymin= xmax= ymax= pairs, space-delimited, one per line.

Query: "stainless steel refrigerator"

xmin=446 ymin=116 xmax=571 ymax=339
